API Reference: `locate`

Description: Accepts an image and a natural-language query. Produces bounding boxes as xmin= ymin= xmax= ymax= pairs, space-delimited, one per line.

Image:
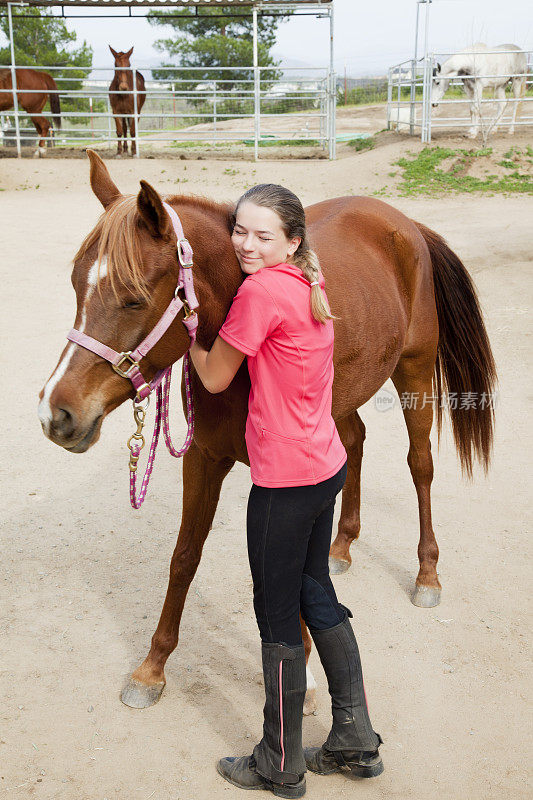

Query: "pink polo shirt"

xmin=218 ymin=262 xmax=347 ymax=488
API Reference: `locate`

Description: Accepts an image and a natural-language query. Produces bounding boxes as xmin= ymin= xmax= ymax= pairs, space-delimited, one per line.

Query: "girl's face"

xmin=231 ymin=201 xmax=301 ymax=275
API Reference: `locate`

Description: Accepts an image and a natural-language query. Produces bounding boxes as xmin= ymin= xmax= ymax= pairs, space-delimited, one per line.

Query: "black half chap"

xmin=247 ymin=461 xmax=348 ymax=646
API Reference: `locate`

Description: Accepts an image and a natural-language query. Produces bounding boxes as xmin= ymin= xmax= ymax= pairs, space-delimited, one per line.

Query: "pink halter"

xmin=67 ymin=201 xmax=199 ymax=401
xmin=66 ymin=201 xmax=200 ymax=509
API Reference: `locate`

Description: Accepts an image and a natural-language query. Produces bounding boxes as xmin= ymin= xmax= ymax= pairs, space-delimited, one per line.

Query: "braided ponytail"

xmin=233 ymin=184 xmax=338 ymax=323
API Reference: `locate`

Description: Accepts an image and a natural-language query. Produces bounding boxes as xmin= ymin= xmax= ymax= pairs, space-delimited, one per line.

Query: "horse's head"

xmin=38 ymin=150 xmax=195 ymax=453
xmin=431 ymin=62 xmax=449 ymax=107
xmin=109 ymin=45 xmax=133 ymax=92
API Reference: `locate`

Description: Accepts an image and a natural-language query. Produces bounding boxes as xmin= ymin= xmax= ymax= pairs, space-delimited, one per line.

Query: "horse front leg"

xmin=121 ymin=441 xmax=235 ymax=708
xmin=128 ymin=116 xmax=137 ymax=156
xmin=468 ymin=82 xmax=482 ymax=138
xmin=509 ymin=77 xmax=525 ymax=135
xmin=329 ymin=411 xmax=365 ymax=574
xmin=114 ymin=115 xmax=123 ymax=156
xmin=491 ymin=86 xmax=507 ymax=135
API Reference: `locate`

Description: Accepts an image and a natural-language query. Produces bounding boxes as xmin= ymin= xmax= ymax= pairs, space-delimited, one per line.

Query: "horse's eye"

xmin=123 ymin=300 xmax=144 ymax=309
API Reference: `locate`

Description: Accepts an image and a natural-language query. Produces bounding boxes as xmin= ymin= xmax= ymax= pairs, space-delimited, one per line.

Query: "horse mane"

xmin=74 ymin=194 xmax=235 ymax=301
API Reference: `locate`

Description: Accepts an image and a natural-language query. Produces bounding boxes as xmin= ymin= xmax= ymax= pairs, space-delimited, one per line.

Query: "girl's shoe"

xmin=217 ymin=754 xmax=306 ymax=798
xmin=304 ymin=744 xmax=384 ymax=778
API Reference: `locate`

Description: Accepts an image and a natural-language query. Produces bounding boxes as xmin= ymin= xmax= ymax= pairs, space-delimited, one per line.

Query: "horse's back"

xmin=306 ymin=196 xmax=434 ymax=411
xmin=306 ymin=195 xmax=428 ymax=296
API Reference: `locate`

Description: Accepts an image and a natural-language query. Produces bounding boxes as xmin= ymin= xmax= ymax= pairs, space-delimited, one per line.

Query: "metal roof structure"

xmin=0 ymin=0 xmax=332 ymax=7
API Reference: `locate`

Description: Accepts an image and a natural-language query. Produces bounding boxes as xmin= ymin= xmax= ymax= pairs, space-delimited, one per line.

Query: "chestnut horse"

xmin=0 ymin=67 xmax=61 ymax=156
xmin=109 ymin=46 xmax=146 ymax=157
xmin=38 ymin=151 xmax=496 ymax=710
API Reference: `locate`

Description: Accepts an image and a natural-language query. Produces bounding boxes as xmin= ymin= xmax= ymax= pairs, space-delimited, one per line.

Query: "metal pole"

xmin=7 ymin=3 xmax=21 ymax=158
xmin=329 ymin=3 xmax=335 ymax=159
xmin=410 ymin=58 xmax=416 ymax=134
xmin=253 ymin=7 xmax=260 ymax=161
xmin=213 ymin=82 xmax=217 ymax=144
xmin=387 ymin=67 xmax=392 ymax=129
xmin=107 ymin=95 xmax=113 ymax=148
xmin=172 ymin=82 xmax=176 ymax=126
xmin=132 ymin=64 xmax=140 ymax=157
xmin=422 ymin=0 xmax=432 ymax=142
xmin=344 ymin=62 xmax=347 ymax=105
xmin=414 ymin=0 xmax=420 ymax=63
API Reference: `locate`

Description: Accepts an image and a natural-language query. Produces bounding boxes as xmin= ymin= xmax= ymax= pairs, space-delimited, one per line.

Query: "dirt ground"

xmin=0 ymin=131 xmax=531 ymax=800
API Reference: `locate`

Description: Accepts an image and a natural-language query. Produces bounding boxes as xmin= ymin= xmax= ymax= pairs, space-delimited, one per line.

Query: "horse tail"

xmin=415 ymin=221 xmax=497 ymax=477
xmin=44 ymin=73 xmax=61 ymax=130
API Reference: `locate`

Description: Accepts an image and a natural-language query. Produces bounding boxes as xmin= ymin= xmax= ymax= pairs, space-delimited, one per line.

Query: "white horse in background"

xmin=431 ymin=43 xmax=528 ymax=137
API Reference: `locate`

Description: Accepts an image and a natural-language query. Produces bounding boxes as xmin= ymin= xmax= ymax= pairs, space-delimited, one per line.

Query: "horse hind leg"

xmin=30 ymin=115 xmax=50 ymax=157
xmin=391 ymin=355 xmax=441 ymax=608
xmin=329 ymin=410 xmax=365 ymax=575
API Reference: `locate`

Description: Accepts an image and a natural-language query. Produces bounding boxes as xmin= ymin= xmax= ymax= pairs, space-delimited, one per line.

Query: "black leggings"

xmin=247 ymin=461 xmax=348 ymax=646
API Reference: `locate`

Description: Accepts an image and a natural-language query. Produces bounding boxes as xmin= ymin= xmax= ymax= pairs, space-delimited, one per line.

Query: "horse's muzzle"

xmin=39 ymin=405 xmax=103 ymax=453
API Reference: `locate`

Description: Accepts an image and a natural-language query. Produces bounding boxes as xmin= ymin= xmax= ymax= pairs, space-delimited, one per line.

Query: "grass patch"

xmin=395 ymin=146 xmax=533 ymax=196
xmin=347 ymin=136 xmax=375 ymax=152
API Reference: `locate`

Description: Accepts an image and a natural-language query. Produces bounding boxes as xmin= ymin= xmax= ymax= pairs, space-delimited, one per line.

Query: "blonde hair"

xmin=233 ymin=184 xmax=337 ymax=323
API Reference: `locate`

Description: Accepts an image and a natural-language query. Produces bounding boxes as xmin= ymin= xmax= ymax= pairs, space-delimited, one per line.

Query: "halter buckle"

xmin=177 ymin=238 xmax=194 ymax=268
xmin=113 ymin=351 xmax=140 ymax=379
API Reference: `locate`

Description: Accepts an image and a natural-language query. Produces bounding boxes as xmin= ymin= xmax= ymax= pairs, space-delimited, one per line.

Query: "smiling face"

xmin=231 ymin=201 xmax=301 ymax=275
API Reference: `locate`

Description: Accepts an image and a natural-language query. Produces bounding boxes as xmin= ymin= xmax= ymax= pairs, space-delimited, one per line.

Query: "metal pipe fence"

xmin=0 ymin=64 xmax=336 ymax=159
xmin=387 ymin=49 xmax=533 ymax=142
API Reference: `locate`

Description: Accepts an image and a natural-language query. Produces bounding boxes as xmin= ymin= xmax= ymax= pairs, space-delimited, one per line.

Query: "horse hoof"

xmin=303 ymin=687 xmax=317 ymax=716
xmin=328 ymin=557 xmax=350 ymax=575
xmin=411 ymin=585 xmax=441 ymax=608
xmin=120 ymin=678 xmax=165 ymax=708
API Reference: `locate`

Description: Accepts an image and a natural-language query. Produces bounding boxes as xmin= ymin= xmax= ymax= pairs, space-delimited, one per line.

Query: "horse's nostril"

xmin=53 ymin=406 xmax=75 ymax=436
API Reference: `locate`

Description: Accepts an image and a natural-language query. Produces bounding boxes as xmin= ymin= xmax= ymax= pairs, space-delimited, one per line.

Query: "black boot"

xmin=304 ymin=609 xmax=384 ymax=778
xmin=217 ymin=642 xmax=307 ymax=798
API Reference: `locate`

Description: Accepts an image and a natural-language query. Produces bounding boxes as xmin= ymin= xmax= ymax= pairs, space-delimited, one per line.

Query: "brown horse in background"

xmin=0 ymin=67 xmax=61 ymax=156
xmin=109 ymin=46 xmax=146 ymax=157
xmin=38 ymin=151 xmax=496 ymax=710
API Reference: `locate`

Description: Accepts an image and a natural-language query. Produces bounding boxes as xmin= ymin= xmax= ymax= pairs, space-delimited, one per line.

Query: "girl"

xmin=188 ymin=185 xmax=383 ymax=798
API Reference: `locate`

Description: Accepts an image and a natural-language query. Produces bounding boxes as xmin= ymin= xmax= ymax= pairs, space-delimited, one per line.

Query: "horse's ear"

xmin=126 ymin=46 xmax=134 ymax=58
xmin=86 ymin=149 xmax=121 ymax=209
xmin=137 ymin=180 xmax=171 ymax=239
xmin=109 ymin=45 xmax=118 ymax=59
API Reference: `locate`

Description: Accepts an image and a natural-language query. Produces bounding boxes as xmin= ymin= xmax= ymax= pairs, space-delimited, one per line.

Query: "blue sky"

xmin=2 ymin=0 xmax=532 ymax=76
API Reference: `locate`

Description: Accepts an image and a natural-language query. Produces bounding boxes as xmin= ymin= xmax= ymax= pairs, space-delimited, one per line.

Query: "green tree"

xmin=148 ymin=7 xmax=290 ymax=89
xmin=0 ymin=8 xmax=94 ymax=119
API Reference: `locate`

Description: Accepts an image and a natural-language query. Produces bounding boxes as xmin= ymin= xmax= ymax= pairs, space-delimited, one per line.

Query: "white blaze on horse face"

xmin=38 ymin=257 xmax=108 ymax=433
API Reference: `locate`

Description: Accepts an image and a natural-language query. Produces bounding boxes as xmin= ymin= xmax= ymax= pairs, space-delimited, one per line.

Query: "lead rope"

xmin=128 ymin=351 xmax=195 ymax=510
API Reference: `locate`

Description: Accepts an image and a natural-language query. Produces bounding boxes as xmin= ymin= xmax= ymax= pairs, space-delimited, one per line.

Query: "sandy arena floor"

xmin=0 ymin=135 xmax=531 ymax=800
